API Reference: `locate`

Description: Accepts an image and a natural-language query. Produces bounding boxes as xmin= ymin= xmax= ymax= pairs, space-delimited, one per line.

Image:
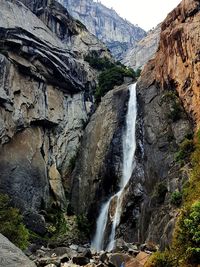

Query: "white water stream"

xmin=91 ymin=83 xmax=137 ymax=252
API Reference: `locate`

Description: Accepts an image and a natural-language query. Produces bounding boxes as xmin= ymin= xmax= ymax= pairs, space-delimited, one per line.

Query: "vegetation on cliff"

xmin=85 ymin=51 xmax=139 ymax=103
xmin=0 ymin=194 xmax=29 ymax=250
xmin=146 ymin=130 xmax=200 ymax=267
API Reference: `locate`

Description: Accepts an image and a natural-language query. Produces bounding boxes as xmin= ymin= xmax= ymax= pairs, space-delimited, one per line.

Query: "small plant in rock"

xmin=170 ymin=191 xmax=182 ymax=206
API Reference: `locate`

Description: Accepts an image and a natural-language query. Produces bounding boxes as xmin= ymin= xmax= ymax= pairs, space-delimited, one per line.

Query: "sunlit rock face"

xmin=142 ymin=0 xmax=200 ymax=127
xmin=57 ymin=0 xmax=146 ymax=59
xmin=122 ymin=25 xmax=161 ymax=70
xmin=130 ymin=0 xmax=199 ymax=248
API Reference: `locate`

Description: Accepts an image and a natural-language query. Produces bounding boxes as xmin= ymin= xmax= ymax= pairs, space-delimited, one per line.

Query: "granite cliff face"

xmin=122 ymin=25 xmax=161 ymax=70
xmin=69 ymin=0 xmax=200 ymax=249
xmin=58 ymin=0 xmax=146 ymax=59
xmin=133 ymin=0 xmax=200 ymax=247
xmin=70 ymin=84 xmax=129 ymax=217
xmin=0 ymin=0 xmax=110 ymax=230
xmin=146 ymin=0 xmax=200 ymax=128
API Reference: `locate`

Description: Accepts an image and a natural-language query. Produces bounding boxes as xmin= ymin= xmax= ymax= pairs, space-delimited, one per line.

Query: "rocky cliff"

xmin=70 ymin=84 xmax=129 ymax=217
xmin=134 ymin=0 xmax=200 ymax=247
xmin=58 ymin=0 xmax=146 ymax=59
xmin=69 ymin=0 xmax=200 ymax=250
xmin=122 ymin=25 xmax=161 ymax=70
xmin=0 ymin=0 xmax=110 ymax=232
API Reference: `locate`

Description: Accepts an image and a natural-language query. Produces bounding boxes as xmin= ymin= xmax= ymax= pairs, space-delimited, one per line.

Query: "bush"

xmin=168 ymin=102 xmax=182 ymax=122
xmin=0 ymin=194 xmax=29 ymax=250
xmin=135 ymin=68 xmax=142 ymax=78
xmin=145 ymin=251 xmax=175 ymax=267
xmin=84 ymin=52 xmax=114 ymax=71
xmin=174 ymin=201 xmax=200 ymax=264
xmin=95 ymin=65 xmax=135 ymax=102
xmin=170 ymin=191 xmax=182 ymax=206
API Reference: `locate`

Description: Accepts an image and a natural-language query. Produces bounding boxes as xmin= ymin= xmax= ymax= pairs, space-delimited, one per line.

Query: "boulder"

xmin=72 ymin=256 xmax=90 ymax=266
xmin=0 ymin=234 xmax=36 ymax=267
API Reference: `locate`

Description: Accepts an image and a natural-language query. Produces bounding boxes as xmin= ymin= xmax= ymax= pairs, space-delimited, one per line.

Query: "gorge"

xmin=0 ymin=0 xmax=200 ymax=267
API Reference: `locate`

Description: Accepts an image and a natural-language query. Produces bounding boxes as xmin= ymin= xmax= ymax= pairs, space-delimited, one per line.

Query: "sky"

xmin=98 ymin=0 xmax=181 ymax=31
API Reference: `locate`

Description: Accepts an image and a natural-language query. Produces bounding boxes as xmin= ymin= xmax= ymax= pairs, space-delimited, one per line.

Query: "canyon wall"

xmin=58 ymin=0 xmax=146 ymax=59
xmin=0 ymin=0 xmax=110 ymax=231
xmin=122 ymin=25 xmax=161 ymax=70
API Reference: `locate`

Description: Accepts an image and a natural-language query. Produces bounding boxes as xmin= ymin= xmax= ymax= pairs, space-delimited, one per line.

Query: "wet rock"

xmin=71 ymin=84 xmax=129 ymax=217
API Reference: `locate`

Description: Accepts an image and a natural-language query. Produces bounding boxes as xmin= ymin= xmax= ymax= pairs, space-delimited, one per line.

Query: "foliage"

xmin=76 ymin=214 xmax=91 ymax=237
xmin=84 ymin=51 xmax=136 ymax=102
xmin=145 ymin=251 xmax=176 ymax=267
xmin=84 ymin=52 xmax=115 ymax=71
xmin=174 ymin=201 xmax=200 ymax=264
xmin=168 ymin=102 xmax=182 ymax=122
xmin=135 ymin=68 xmax=142 ymax=78
xmin=0 ymin=194 xmax=29 ymax=250
xmin=172 ymin=129 xmax=200 ymax=265
xmin=175 ymin=138 xmax=194 ymax=162
xmin=170 ymin=191 xmax=182 ymax=206
xmin=46 ymin=210 xmax=69 ymax=239
xmin=95 ymin=65 xmax=136 ymax=102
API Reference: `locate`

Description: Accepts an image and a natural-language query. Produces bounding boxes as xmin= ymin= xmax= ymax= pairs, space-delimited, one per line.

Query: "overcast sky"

xmin=98 ymin=0 xmax=181 ymax=31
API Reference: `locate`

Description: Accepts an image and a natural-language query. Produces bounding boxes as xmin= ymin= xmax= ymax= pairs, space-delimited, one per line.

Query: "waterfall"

xmin=91 ymin=83 xmax=137 ymax=251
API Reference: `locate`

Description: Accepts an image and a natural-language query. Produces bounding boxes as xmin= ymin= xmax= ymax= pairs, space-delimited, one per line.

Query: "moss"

xmin=0 ymin=194 xmax=29 ymax=250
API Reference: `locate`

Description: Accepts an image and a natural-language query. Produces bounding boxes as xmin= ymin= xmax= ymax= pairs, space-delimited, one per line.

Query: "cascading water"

xmin=91 ymin=83 xmax=137 ymax=251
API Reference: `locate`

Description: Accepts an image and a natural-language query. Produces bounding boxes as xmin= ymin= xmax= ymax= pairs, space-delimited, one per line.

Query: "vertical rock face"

xmin=0 ymin=0 xmax=111 ymax=223
xmin=70 ymin=84 xmax=130 ymax=219
xmin=148 ymin=0 xmax=200 ymax=127
xmin=126 ymin=0 xmax=200 ymax=247
xmin=58 ymin=0 xmax=146 ymax=59
xmin=122 ymin=25 xmax=161 ymax=70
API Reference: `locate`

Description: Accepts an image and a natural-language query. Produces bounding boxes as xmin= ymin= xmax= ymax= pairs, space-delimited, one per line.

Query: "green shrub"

xmin=145 ymin=251 xmax=175 ymax=267
xmin=175 ymin=139 xmax=194 ymax=162
xmin=95 ymin=65 xmax=135 ymax=102
xmin=135 ymin=68 xmax=142 ymax=78
xmin=170 ymin=191 xmax=182 ymax=206
xmin=0 ymin=194 xmax=29 ymax=250
xmin=168 ymin=102 xmax=182 ymax=122
xmin=174 ymin=201 xmax=200 ymax=264
xmin=45 ymin=210 xmax=69 ymax=239
xmin=84 ymin=52 xmax=114 ymax=71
